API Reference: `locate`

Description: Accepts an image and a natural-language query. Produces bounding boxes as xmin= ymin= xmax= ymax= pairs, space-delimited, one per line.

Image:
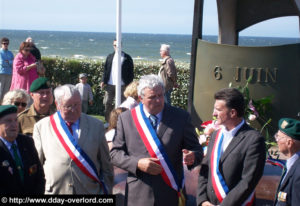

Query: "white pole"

xmin=115 ymin=0 xmax=122 ymax=108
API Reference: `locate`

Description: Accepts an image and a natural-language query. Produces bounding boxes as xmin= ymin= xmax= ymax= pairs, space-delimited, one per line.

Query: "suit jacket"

xmin=0 ymin=134 xmax=45 ymax=194
xmin=197 ymin=123 xmax=266 ymax=206
xmin=274 ymin=157 xmax=300 ymax=206
xmin=110 ymin=104 xmax=203 ymax=206
xmin=33 ymin=113 xmax=114 ymax=194
xmin=102 ymin=51 xmax=134 ymax=85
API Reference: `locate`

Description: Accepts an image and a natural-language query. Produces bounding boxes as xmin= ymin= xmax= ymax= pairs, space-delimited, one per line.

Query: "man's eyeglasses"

xmin=274 ymin=133 xmax=287 ymax=142
xmin=14 ymin=102 xmax=27 ymax=107
xmin=2 ymin=42 xmax=9 ymax=45
xmin=62 ymin=103 xmax=80 ymax=111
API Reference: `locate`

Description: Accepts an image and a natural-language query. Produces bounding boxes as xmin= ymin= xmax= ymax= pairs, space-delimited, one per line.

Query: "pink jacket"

xmin=10 ymin=52 xmax=38 ymax=93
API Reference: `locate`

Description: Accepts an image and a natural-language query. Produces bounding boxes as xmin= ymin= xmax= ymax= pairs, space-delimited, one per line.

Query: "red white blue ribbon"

xmin=50 ymin=111 xmax=108 ymax=194
xmin=211 ymin=129 xmax=254 ymax=205
xmin=266 ymin=156 xmax=285 ymax=169
xmin=131 ymin=103 xmax=184 ymax=193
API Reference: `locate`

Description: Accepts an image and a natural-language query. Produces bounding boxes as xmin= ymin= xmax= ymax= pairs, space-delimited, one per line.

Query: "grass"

xmin=90 ymin=114 xmax=106 ymax=123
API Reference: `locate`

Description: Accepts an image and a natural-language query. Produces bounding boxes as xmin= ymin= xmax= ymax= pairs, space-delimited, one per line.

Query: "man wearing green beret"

xmin=18 ymin=77 xmax=55 ymax=136
xmin=0 ymin=105 xmax=45 ymax=194
xmin=274 ymin=118 xmax=300 ymax=206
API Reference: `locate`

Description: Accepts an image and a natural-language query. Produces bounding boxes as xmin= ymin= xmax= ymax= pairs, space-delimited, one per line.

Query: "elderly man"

xmin=197 ymin=88 xmax=266 ymax=206
xmin=158 ymin=44 xmax=177 ymax=105
xmin=274 ymin=118 xmax=300 ymax=206
xmin=0 ymin=105 xmax=45 ymax=194
xmin=33 ymin=84 xmax=113 ymax=194
xmin=110 ymin=74 xmax=203 ymax=206
xmin=18 ymin=77 xmax=55 ymax=136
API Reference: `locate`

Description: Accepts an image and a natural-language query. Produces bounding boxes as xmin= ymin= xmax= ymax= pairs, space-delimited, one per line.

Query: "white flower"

xmin=248 ymin=114 xmax=257 ymax=121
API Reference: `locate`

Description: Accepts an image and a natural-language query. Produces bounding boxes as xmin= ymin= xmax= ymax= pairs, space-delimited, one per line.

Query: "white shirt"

xmin=282 ymin=151 xmax=300 ymax=182
xmin=119 ymin=96 xmax=138 ymax=110
xmin=108 ymin=53 xmax=125 ymax=85
xmin=65 ymin=119 xmax=80 ymax=143
xmin=221 ymin=119 xmax=245 ymax=153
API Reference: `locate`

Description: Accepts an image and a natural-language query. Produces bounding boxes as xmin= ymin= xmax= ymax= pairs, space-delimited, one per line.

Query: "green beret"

xmin=30 ymin=77 xmax=51 ymax=92
xmin=278 ymin=118 xmax=300 ymax=140
xmin=0 ymin=105 xmax=17 ymax=118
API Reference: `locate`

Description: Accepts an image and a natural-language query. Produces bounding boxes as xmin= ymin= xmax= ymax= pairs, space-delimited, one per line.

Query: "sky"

xmin=0 ymin=0 xmax=299 ymax=37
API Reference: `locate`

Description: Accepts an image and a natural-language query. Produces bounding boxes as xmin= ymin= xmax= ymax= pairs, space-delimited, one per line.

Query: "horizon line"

xmin=0 ymin=28 xmax=299 ymax=39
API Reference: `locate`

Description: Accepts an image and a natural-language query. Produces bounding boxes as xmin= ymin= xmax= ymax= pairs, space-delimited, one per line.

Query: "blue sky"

xmin=0 ymin=0 xmax=299 ymax=37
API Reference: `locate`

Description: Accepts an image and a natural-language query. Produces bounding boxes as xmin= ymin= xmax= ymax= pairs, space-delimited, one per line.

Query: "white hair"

xmin=137 ymin=75 xmax=164 ymax=97
xmin=25 ymin=37 xmax=33 ymax=43
xmin=2 ymin=89 xmax=30 ymax=105
xmin=160 ymin=44 xmax=170 ymax=53
xmin=54 ymin=84 xmax=80 ymax=106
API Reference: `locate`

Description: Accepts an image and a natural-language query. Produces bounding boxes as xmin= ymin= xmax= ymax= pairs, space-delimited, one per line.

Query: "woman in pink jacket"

xmin=10 ymin=42 xmax=39 ymax=93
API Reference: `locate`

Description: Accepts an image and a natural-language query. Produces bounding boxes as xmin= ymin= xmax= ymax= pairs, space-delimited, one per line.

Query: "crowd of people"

xmin=0 ymin=36 xmax=299 ymax=206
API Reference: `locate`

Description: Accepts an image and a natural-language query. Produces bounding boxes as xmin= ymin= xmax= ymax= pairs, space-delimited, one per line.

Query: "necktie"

xmin=66 ymin=122 xmax=73 ymax=135
xmin=149 ymin=115 xmax=158 ymax=130
xmin=11 ymin=144 xmax=24 ymax=183
xmin=275 ymin=165 xmax=287 ymax=203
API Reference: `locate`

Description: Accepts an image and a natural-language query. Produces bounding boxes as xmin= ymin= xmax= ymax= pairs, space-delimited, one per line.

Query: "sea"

xmin=0 ymin=29 xmax=299 ymax=63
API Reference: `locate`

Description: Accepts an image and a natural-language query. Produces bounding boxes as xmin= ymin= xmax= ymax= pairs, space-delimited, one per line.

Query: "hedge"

xmin=42 ymin=57 xmax=190 ymax=115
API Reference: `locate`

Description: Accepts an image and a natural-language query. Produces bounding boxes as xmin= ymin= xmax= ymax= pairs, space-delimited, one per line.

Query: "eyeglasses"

xmin=2 ymin=42 xmax=9 ymax=45
xmin=62 ymin=103 xmax=80 ymax=111
xmin=275 ymin=133 xmax=287 ymax=142
xmin=14 ymin=102 xmax=27 ymax=107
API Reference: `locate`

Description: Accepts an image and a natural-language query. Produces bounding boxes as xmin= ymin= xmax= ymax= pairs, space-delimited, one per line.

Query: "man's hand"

xmin=137 ymin=158 xmax=162 ymax=175
xmin=182 ymin=149 xmax=195 ymax=165
xmin=201 ymin=201 xmax=215 ymax=206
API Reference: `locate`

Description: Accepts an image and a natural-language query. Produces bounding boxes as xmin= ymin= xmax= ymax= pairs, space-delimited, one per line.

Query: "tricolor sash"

xmin=211 ymin=129 xmax=254 ymax=205
xmin=50 ymin=111 xmax=108 ymax=194
xmin=131 ymin=103 xmax=185 ymax=206
xmin=266 ymin=155 xmax=285 ymax=169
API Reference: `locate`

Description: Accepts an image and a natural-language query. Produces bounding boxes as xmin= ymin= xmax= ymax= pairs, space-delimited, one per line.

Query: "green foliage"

xmin=42 ymin=57 xmax=190 ymax=114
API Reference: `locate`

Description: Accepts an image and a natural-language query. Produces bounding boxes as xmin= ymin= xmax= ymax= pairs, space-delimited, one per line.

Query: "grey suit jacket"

xmin=33 ymin=113 xmax=114 ymax=194
xmin=197 ymin=123 xmax=266 ymax=206
xmin=110 ymin=104 xmax=203 ymax=206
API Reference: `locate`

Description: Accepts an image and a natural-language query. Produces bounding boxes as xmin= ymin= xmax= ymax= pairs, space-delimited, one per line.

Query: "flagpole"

xmin=115 ymin=0 xmax=122 ymax=107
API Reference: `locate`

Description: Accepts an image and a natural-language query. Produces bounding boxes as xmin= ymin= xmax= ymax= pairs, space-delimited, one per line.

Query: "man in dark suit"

xmin=100 ymin=40 xmax=134 ymax=122
xmin=197 ymin=88 xmax=266 ymax=206
xmin=274 ymin=118 xmax=300 ymax=206
xmin=0 ymin=105 xmax=45 ymax=194
xmin=110 ymin=74 xmax=203 ymax=206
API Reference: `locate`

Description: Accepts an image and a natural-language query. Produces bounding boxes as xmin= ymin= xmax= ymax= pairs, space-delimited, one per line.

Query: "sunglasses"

xmin=14 ymin=102 xmax=27 ymax=107
xmin=2 ymin=43 xmax=9 ymax=45
xmin=23 ymin=49 xmax=30 ymax=52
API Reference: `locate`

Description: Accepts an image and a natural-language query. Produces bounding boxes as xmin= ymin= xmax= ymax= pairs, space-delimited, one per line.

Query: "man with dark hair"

xmin=197 ymin=87 xmax=266 ymax=206
xmin=0 ymin=37 xmax=14 ymax=101
xmin=100 ymin=40 xmax=134 ymax=122
xmin=0 ymin=105 xmax=45 ymax=194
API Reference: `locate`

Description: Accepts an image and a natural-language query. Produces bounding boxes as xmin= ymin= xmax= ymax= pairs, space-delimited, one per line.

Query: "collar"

xmin=222 ymin=119 xmax=245 ymax=137
xmin=27 ymin=104 xmax=55 ymax=117
xmin=0 ymin=136 xmax=17 ymax=151
xmin=143 ymin=105 xmax=163 ymax=123
xmin=286 ymin=152 xmax=300 ymax=171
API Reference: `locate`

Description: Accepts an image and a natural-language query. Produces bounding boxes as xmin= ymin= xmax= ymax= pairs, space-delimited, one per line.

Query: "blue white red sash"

xmin=50 ymin=111 xmax=108 ymax=194
xmin=211 ymin=129 xmax=254 ymax=205
xmin=131 ymin=103 xmax=185 ymax=205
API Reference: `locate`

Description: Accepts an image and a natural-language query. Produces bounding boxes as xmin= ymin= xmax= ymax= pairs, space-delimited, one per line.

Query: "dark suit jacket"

xmin=0 ymin=134 xmax=45 ymax=194
xmin=102 ymin=51 xmax=134 ymax=85
xmin=274 ymin=157 xmax=300 ymax=206
xmin=110 ymin=104 xmax=203 ymax=206
xmin=197 ymin=123 xmax=266 ymax=206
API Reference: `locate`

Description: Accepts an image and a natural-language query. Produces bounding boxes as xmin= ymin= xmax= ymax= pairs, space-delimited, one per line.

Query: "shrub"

xmin=42 ymin=57 xmax=190 ymax=115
